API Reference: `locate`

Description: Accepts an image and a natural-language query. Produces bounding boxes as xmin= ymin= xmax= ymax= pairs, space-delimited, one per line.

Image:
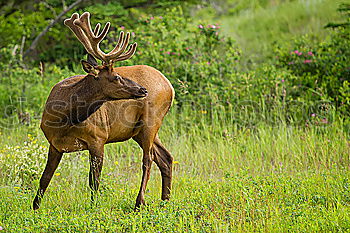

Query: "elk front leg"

xmin=135 ymin=148 xmax=153 ymax=209
xmin=88 ymin=145 xmax=104 ymax=202
xmin=33 ymin=145 xmax=63 ymax=210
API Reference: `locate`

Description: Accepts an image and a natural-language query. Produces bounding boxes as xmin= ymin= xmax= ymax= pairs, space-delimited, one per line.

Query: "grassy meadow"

xmin=0 ymin=108 xmax=349 ymax=232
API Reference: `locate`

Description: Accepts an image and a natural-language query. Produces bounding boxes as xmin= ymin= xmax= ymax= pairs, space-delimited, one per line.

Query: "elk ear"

xmin=87 ymin=53 xmax=98 ymax=66
xmin=81 ymin=60 xmax=97 ymax=74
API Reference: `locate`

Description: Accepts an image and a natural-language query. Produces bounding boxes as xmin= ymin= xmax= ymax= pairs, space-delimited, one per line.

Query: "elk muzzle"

xmin=134 ymin=87 xmax=148 ymax=98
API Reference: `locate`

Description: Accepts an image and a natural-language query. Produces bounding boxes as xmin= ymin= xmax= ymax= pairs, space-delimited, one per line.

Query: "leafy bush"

xmin=127 ymin=7 xmax=241 ymax=107
xmin=0 ymin=0 xmax=200 ymax=66
xmin=0 ymin=2 xmax=348 ymax=128
xmin=275 ymin=26 xmax=350 ymax=114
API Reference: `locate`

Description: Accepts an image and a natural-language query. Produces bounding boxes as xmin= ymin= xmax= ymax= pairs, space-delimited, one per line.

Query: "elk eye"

xmin=114 ymin=75 xmax=121 ymax=81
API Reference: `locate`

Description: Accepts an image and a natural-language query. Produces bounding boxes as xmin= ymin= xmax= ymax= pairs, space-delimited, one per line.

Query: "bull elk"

xmin=33 ymin=12 xmax=174 ymax=210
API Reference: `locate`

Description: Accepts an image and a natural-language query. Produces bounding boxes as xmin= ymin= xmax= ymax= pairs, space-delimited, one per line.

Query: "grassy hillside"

xmin=202 ymin=0 xmax=346 ymax=65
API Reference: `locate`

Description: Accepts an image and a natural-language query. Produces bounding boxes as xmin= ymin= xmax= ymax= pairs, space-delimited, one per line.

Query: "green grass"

xmin=211 ymin=0 xmax=346 ymax=65
xmin=0 ymin=108 xmax=349 ymax=232
xmin=1 ymin=171 xmax=349 ymax=232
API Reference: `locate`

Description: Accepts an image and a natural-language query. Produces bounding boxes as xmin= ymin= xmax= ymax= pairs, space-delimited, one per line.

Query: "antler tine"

xmin=73 ymin=12 xmax=110 ymax=61
xmin=113 ymin=43 xmax=138 ymax=62
xmin=118 ymin=32 xmax=131 ymax=54
xmin=105 ymin=32 xmax=131 ymax=60
xmin=95 ymin=22 xmax=110 ymax=41
xmin=73 ymin=12 xmax=101 ymax=42
xmin=65 ymin=12 xmax=137 ymax=64
xmin=109 ymin=31 xmax=125 ymax=54
xmin=64 ymin=13 xmax=97 ymax=58
xmin=93 ymin=23 xmax=101 ymax=37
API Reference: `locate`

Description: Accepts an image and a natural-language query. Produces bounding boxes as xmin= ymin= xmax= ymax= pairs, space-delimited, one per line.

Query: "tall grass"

xmin=0 ymin=107 xmax=349 ymax=231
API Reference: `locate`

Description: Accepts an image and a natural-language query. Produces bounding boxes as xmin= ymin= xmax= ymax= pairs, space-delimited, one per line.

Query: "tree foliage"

xmin=0 ymin=1 xmax=349 ymax=126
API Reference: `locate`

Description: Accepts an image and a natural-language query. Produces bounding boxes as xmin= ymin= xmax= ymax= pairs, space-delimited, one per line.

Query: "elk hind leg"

xmin=153 ymin=136 xmax=173 ymax=201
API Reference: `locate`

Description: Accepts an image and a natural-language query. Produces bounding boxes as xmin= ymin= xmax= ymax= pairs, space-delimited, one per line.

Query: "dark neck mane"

xmin=44 ymin=76 xmax=106 ymax=127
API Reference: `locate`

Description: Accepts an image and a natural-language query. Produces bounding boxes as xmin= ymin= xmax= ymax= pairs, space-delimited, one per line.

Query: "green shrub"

xmin=0 ymin=3 xmax=348 ymax=128
xmin=127 ymin=7 xmax=241 ymax=107
xmin=275 ymin=25 xmax=350 ymax=114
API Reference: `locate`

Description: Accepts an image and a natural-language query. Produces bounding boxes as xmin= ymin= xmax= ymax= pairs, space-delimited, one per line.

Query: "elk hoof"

xmin=134 ymin=198 xmax=145 ymax=211
xmin=33 ymin=198 xmax=40 ymax=210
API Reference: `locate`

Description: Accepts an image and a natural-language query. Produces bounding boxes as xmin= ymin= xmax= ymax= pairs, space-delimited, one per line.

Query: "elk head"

xmin=81 ymin=54 xmax=147 ymax=100
xmin=64 ymin=12 xmax=147 ymax=100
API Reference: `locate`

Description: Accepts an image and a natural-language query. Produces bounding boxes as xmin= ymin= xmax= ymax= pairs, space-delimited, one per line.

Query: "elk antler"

xmin=64 ymin=12 xmax=137 ymax=65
